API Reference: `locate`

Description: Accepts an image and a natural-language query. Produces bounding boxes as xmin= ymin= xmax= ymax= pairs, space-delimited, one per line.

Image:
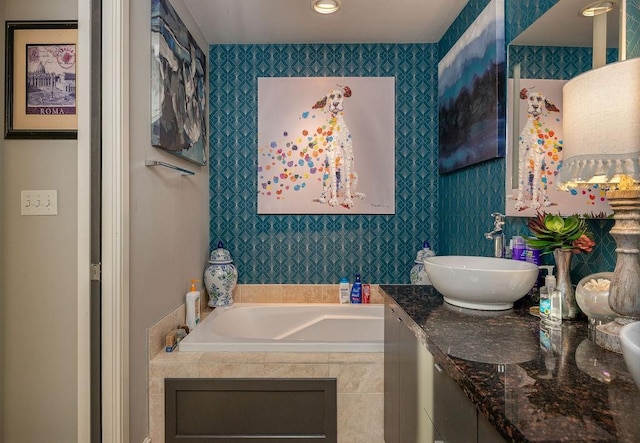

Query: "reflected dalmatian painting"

xmin=506 ymin=78 xmax=612 ymax=218
xmin=257 ymin=77 xmax=395 ymax=215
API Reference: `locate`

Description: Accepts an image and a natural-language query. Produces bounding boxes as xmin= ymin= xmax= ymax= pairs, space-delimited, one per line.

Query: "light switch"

xmin=21 ymin=190 xmax=58 ymax=216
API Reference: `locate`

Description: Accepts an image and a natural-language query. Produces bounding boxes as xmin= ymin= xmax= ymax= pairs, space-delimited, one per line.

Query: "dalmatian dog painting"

xmin=311 ymin=85 xmax=366 ymax=208
xmin=257 ymin=77 xmax=395 ymax=215
xmin=514 ymin=87 xmax=561 ymax=211
xmin=505 ymin=79 xmax=612 ymax=218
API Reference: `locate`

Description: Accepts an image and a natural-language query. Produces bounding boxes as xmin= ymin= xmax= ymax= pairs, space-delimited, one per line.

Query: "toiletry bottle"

xmin=339 ymin=277 xmax=351 ymax=304
xmin=539 ymin=285 xmax=550 ymax=322
xmin=362 ymin=284 xmax=371 ymax=304
xmin=511 ymin=236 xmax=526 ymax=261
xmin=350 ymin=274 xmax=362 ymax=304
xmin=538 ymin=266 xmax=555 ymax=301
xmin=185 ymin=279 xmax=201 ymax=331
xmin=547 ymin=275 xmax=562 ymax=325
xmin=543 ymin=275 xmax=562 ymax=325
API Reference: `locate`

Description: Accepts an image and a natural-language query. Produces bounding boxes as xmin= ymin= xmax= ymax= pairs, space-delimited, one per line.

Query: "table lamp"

xmin=558 ymin=57 xmax=640 ymax=353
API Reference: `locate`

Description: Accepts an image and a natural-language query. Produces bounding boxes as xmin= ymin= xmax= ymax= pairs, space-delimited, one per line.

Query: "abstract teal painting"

xmin=438 ymin=0 xmax=506 ymax=174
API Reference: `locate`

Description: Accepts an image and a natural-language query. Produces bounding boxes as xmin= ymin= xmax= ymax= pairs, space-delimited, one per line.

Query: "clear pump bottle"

xmin=544 ymin=275 xmax=562 ymax=325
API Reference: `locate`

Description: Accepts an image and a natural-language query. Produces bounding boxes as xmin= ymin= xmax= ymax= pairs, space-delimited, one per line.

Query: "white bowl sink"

xmin=424 ymin=256 xmax=539 ymax=311
xmin=620 ymin=321 xmax=640 ymax=390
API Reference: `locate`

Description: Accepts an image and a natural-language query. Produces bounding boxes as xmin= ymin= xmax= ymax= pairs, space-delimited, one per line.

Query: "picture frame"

xmin=5 ymin=21 xmax=78 ymax=139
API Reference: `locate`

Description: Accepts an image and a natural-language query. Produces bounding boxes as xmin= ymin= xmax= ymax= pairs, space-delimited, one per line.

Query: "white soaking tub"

xmin=179 ymin=303 xmax=383 ymax=352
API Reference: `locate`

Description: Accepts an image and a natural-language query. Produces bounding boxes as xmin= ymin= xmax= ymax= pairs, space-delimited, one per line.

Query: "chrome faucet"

xmin=485 ymin=212 xmax=505 ymax=258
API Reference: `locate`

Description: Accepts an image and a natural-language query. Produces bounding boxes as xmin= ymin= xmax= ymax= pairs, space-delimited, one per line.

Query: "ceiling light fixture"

xmin=312 ymin=0 xmax=341 ymax=14
xmin=581 ymin=1 xmax=614 ymax=16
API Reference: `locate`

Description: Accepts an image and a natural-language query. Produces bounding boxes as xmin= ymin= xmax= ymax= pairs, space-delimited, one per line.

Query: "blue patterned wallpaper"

xmin=209 ymin=0 xmax=623 ymax=284
xmin=209 ymin=45 xmax=439 ymax=284
xmin=629 ymin=0 xmax=640 ymax=58
xmin=505 ymin=0 xmax=558 ymax=44
xmin=437 ymin=0 xmax=617 ymax=281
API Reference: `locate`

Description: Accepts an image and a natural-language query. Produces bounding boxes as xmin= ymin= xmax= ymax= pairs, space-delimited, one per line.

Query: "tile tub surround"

xmin=381 ymin=285 xmax=640 ymax=443
xmin=147 ymin=284 xmax=385 ymax=443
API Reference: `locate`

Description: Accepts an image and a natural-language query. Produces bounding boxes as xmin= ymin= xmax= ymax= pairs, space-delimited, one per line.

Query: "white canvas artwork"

xmin=257 ymin=77 xmax=395 ymax=214
xmin=506 ymin=78 xmax=612 ymax=218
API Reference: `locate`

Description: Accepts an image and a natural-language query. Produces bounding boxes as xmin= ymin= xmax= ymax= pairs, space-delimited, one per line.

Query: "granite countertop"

xmin=380 ymin=285 xmax=640 ymax=443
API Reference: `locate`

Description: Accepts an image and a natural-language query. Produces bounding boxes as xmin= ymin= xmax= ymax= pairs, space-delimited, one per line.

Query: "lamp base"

xmin=595 ymin=317 xmax=635 ymax=353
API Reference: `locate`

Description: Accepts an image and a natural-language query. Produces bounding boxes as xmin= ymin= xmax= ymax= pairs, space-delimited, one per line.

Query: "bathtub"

xmin=179 ymin=303 xmax=383 ymax=352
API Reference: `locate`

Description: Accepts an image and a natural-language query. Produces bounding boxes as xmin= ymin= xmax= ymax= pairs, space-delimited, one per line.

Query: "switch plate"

xmin=21 ymin=190 xmax=58 ymax=216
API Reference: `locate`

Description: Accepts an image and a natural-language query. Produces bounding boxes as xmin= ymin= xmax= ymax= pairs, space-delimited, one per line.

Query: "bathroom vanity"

xmin=381 ymin=285 xmax=640 ymax=443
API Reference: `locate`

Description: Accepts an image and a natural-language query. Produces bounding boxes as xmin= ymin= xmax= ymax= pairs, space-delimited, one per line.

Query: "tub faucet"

xmin=485 ymin=212 xmax=505 ymax=258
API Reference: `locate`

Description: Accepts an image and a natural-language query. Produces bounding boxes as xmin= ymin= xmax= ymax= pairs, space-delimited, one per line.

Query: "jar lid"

xmin=414 ymin=241 xmax=434 ymax=263
xmin=209 ymin=241 xmax=233 ymax=264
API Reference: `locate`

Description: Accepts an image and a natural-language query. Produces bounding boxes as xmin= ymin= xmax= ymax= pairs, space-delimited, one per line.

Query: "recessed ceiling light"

xmin=581 ymin=1 xmax=615 ymax=17
xmin=312 ymin=0 xmax=341 ymax=14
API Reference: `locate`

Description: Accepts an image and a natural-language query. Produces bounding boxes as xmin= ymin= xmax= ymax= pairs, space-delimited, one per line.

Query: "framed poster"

xmin=151 ymin=0 xmax=208 ymax=165
xmin=437 ymin=0 xmax=506 ymax=174
xmin=5 ymin=21 xmax=78 ymax=139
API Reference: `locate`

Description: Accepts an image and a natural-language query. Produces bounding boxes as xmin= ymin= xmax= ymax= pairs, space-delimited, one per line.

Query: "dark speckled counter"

xmin=380 ymin=285 xmax=640 ymax=443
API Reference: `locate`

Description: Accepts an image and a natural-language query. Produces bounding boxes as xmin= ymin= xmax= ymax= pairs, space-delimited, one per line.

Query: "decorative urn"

xmin=410 ymin=241 xmax=435 ymax=285
xmin=204 ymin=241 xmax=238 ymax=307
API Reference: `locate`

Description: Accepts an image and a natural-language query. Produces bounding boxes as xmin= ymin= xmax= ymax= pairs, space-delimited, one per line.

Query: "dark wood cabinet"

xmin=384 ymin=300 xmax=505 ymax=443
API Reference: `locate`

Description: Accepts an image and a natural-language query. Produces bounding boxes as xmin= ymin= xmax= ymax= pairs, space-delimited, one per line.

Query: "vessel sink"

xmin=423 ymin=256 xmax=539 ymax=310
xmin=620 ymin=321 xmax=640 ymax=390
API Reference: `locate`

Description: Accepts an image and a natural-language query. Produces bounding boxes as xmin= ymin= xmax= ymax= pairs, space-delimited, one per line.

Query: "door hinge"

xmin=90 ymin=262 xmax=102 ymax=281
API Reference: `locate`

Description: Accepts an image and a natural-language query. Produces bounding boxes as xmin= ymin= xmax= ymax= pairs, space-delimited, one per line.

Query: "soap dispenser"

xmin=410 ymin=241 xmax=435 ymax=285
xmin=204 ymin=241 xmax=238 ymax=307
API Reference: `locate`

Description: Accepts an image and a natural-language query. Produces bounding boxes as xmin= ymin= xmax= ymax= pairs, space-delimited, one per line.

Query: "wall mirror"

xmin=505 ymin=0 xmax=622 ymax=218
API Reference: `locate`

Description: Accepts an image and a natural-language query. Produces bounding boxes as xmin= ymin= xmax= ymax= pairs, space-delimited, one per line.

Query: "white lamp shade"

xmin=559 ymin=57 xmax=640 ymax=188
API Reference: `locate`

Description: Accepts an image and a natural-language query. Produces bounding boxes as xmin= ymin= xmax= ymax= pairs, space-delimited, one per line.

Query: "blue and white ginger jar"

xmin=204 ymin=241 xmax=238 ymax=307
xmin=410 ymin=241 xmax=435 ymax=285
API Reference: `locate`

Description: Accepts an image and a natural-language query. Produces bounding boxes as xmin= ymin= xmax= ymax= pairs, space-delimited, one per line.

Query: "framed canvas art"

xmin=437 ymin=0 xmax=506 ymax=174
xmin=257 ymin=77 xmax=395 ymax=215
xmin=5 ymin=21 xmax=78 ymax=139
xmin=151 ymin=0 xmax=207 ymax=165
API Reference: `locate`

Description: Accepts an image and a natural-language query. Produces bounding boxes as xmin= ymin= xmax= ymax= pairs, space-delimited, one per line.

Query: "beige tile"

xmin=152 ymin=349 xmax=203 ymax=364
xmin=238 ymin=284 xmax=282 ymax=303
xmin=322 ymin=284 xmax=341 ymax=303
xmin=331 ymin=362 xmax=384 ymax=393
xmin=148 ymin=304 xmax=186 ymax=360
xmin=281 ymin=284 xmax=324 ymax=303
xmin=368 ymin=285 xmax=385 ymax=305
xmin=337 ymin=393 xmax=384 ymax=443
xmin=197 ymin=363 xmax=330 ymax=378
xmin=149 ymin=355 xmax=201 ymax=394
xmin=264 ymin=352 xmax=330 ymax=363
xmin=329 ymin=352 xmax=383 ymax=363
xmin=149 ymin=393 xmax=165 ymax=443
xmin=198 ymin=351 xmax=266 ymax=364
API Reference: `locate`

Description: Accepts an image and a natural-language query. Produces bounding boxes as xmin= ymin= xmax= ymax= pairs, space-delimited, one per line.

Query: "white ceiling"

xmin=182 ymin=0 xmax=621 ymax=48
xmin=182 ymin=0 xmax=470 ymax=44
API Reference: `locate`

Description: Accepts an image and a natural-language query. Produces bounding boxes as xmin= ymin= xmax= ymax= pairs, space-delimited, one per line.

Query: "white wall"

xmin=129 ymin=0 xmax=210 ymax=440
xmin=1 ymin=1 xmax=79 ymax=442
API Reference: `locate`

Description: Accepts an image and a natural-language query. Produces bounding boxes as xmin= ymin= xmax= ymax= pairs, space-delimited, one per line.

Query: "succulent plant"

xmin=526 ymin=212 xmax=594 ymax=254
